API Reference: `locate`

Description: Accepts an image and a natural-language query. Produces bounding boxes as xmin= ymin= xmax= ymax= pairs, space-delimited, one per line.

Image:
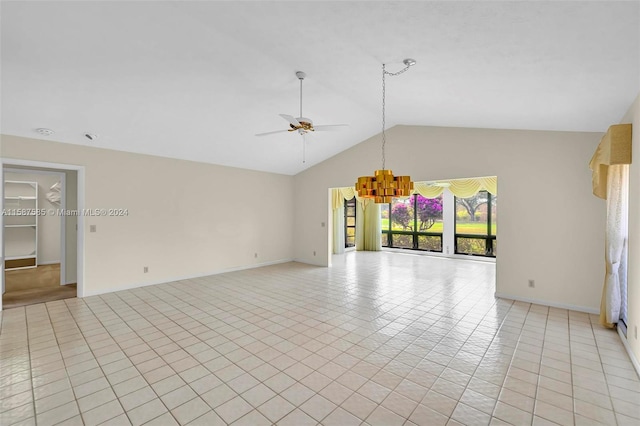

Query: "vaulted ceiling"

xmin=1 ymin=1 xmax=638 ymax=175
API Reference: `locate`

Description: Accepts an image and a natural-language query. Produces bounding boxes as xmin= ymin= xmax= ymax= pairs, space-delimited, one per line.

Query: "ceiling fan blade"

xmin=279 ymin=114 xmax=301 ymax=127
xmin=255 ymin=129 xmax=290 ymax=137
xmin=312 ymin=124 xmax=349 ymax=131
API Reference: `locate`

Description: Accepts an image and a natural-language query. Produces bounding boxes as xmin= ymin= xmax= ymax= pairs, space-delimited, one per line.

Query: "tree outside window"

xmin=455 ymin=191 xmax=497 ymax=256
xmin=382 ymin=194 xmax=443 ymax=252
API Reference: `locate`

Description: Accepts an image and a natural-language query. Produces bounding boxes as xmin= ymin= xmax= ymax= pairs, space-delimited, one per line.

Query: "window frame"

xmin=454 ymin=190 xmax=496 ymax=257
xmin=382 ymin=194 xmax=443 ymax=252
xmin=344 ymin=197 xmax=356 ymax=248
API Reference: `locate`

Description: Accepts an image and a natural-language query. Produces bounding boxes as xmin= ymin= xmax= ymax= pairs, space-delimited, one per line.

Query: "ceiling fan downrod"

xmin=296 ymin=71 xmax=306 ymax=119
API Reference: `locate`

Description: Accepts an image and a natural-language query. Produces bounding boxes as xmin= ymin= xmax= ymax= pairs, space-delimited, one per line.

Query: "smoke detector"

xmin=35 ymin=128 xmax=54 ymax=136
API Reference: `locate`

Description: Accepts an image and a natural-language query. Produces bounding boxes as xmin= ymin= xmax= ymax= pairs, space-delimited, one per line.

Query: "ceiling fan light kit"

xmin=356 ymin=59 xmax=416 ymax=203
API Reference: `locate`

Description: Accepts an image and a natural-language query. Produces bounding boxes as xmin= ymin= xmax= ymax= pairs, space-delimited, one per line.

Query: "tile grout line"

xmin=590 ymin=314 xmax=620 ymax=426
xmin=56 ymin=297 xmax=129 ymax=425
xmin=3 ymin=254 xmax=639 ymax=426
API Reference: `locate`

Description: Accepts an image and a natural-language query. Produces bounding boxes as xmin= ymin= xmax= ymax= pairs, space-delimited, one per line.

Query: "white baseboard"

xmin=293 ymin=257 xmax=327 ymax=267
xmin=494 ymin=292 xmax=599 ymax=314
xmin=81 ymin=258 xmax=294 ymax=298
xmin=617 ymin=326 xmax=640 ymax=379
xmin=37 ymin=260 xmax=61 ymax=266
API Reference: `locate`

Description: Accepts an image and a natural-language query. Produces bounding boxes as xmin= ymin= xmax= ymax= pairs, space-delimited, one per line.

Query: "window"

xmin=455 ymin=191 xmax=496 ymax=257
xmin=381 ymin=194 xmax=443 ymax=252
xmin=344 ymin=197 xmax=356 ymax=248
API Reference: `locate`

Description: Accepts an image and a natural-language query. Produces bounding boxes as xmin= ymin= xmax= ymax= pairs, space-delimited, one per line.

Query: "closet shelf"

xmin=4 ymin=180 xmax=38 ymax=270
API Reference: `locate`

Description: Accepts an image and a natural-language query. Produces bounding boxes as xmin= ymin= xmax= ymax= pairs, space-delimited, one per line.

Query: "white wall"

xmin=294 ymin=125 xmax=605 ymax=312
xmin=5 ymin=170 xmax=62 ymax=265
xmin=1 ymin=134 xmax=294 ymax=297
xmin=622 ymin=92 xmax=640 ymax=367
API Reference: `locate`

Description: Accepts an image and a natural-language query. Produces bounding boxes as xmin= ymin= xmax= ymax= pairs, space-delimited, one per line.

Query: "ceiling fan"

xmin=256 ymin=71 xmax=348 ymax=137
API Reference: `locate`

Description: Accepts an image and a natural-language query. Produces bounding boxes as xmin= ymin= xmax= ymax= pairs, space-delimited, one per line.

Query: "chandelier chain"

xmin=384 ymin=64 xmax=413 ymax=77
xmin=381 ymin=62 xmax=413 ymax=170
xmin=382 ymin=64 xmax=386 ymax=170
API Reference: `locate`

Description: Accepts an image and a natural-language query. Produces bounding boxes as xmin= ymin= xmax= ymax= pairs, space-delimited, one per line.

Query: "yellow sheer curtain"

xmin=331 ymin=189 xmax=345 ymax=254
xmin=355 ymin=199 xmax=381 ymax=251
xmin=355 ymin=199 xmax=365 ymax=250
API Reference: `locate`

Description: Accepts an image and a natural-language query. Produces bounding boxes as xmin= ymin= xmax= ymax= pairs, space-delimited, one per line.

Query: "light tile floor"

xmin=1 ymin=252 xmax=639 ymax=425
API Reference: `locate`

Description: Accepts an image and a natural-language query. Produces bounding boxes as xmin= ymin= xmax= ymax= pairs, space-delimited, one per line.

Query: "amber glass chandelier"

xmin=356 ymin=59 xmax=416 ymax=203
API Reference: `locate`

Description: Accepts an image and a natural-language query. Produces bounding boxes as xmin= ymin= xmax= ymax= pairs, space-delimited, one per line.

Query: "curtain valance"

xmin=448 ymin=177 xmax=497 ymax=198
xmin=333 ymin=176 xmax=497 ymax=206
xmin=414 ymin=176 xmax=497 ymax=199
xmin=589 ymin=123 xmax=632 ymax=199
xmin=332 ymin=187 xmax=359 ymax=210
xmin=413 ymin=182 xmax=444 ymax=199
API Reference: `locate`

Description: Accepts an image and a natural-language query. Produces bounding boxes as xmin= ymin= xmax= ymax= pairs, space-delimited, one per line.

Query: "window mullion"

xmin=486 ymin=192 xmax=492 ymax=255
xmin=413 ymin=194 xmax=418 ymax=249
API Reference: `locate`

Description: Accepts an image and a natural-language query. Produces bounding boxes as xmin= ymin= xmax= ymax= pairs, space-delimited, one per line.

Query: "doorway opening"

xmin=1 ymin=160 xmax=84 ymax=311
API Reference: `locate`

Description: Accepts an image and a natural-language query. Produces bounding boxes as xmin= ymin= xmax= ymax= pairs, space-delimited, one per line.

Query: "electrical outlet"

xmin=313 ymin=251 xmax=316 ymax=256
xmin=143 ymin=266 xmax=148 ymax=273
xmin=90 ymin=224 xmax=96 ymax=233
xmin=446 ymin=246 xmax=450 ymax=254
xmin=528 ymin=279 xmax=535 ymax=288
xmin=254 ymin=253 xmax=258 ymax=258
xmin=321 ymin=222 xmax=325 ymax=227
